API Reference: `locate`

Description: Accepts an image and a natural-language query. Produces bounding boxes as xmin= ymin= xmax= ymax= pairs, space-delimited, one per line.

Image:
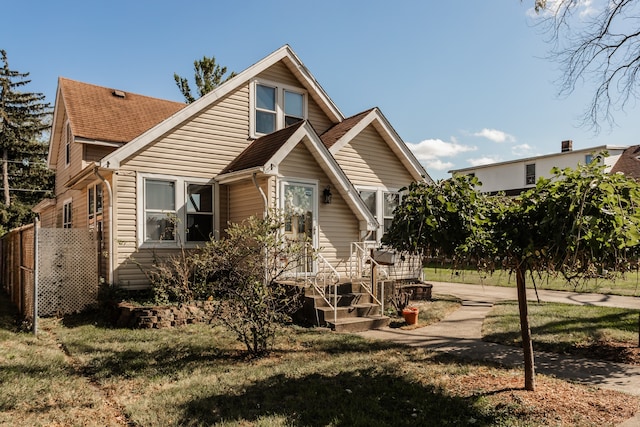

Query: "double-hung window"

xmin=255 ymin=84 xmax=277 ymax=134
xmin=186 ymin=183 xmax=213 ymax=242
xmin=252 ymin=80 xmax=305 ymax=136
xmin=145 ymin=179 xmax=176 ymax=242
xmin=525 ymin=163 xmax=536 ymax=185
xmin=63 ymin=200 xmax=73 ymax=228
xmin=358 ymin=188 xmax=401 ymax=242
xmin=140 ymin=175 xmax=214 ymax=246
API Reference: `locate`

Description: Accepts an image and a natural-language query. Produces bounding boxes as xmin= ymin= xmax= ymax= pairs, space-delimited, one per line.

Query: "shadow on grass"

xmin=0 ymin=291 xmax=22 ymax=332
xmin=176 ymin=369 xmax=497 ymax=426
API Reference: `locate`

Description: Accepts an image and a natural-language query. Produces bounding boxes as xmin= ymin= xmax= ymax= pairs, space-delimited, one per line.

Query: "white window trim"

xmin=62 ymin=197 xmax=73 ymax=229
xmin=137 ymin=173 xmax=215 ymax=248
xmin=249 ymin=79 xmax=307 ymax=138
xmin=64 ymin=121 xmax=72 ymax=168
xmin=357 ymin=186 xmax=402 ymax=243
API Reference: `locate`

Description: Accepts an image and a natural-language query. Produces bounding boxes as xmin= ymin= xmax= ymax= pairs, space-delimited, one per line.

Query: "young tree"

xmin=199 ymin=215 xmax=305 ymax=357
xmin=0 ymin=50 xmax=53 ymax=233
xmin=174 ymin=55 xmax=236 ymax=103
xmin=383 ymin=159 xmax=640 ymax=390
xmin=531 ymin=0 xmax=640 ymax=132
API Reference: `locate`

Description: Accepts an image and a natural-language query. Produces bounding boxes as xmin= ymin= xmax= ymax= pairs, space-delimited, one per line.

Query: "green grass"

xmin=423 ymin=264 xmax=640 ymax=296
xmin=483 ymin=301 xmax=640 ymax=356
xmin=1 ymin=291 xmax=639 ymax=426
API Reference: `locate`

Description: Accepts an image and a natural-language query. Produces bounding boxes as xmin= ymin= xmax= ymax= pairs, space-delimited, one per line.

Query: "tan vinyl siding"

xmin=111 ymin=171 xmax=142 ymax=287
xmin=37 ymin=205 xmax=56 ymax=228
xmin=228 ymin=179 xmax=267 ymax=225
xmin=55 ymin=112 xmax=85 ymax=195
xmin=279 ymin=142 xmax=359 ymax=276
xmin=122 ymin=87 xmax=250 ymax=177
xmin=333 ymin=124 xmax=413 ymax=189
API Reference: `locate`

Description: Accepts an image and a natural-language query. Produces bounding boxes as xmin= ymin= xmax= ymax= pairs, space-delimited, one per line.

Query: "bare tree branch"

xmin=532 ymin=0 xmax=640 ymax=132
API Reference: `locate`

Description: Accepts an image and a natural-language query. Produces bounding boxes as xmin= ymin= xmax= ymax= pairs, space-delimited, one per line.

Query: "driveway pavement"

xmin=356 ymin=281 xmax=640 ymax=425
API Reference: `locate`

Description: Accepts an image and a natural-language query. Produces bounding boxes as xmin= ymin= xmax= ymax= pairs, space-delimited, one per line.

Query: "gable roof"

xmin=320 ymin=108 xmax=374 ymax=149
xmin=221 ymin=121 xmax=305 ymax=174
xmin=59 ymin=77 xmax=185 ymax=144
xmin=610 ymin=145 xmax=640 ymax=179
xmin=321 ymin=108 xmax=431 ymax=183
xmin=101 ymin=45 xmax=344 ymax=169
xmin=217 ymin=120 xmax=378 ymax=232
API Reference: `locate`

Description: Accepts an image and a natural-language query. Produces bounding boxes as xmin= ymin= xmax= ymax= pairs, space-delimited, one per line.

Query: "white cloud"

xmin=472 ymin=128 xmax=516 ymax=143
xmin=424 ymin=159 xmax=455 ymax=171
xmin=467 ymin=155 xmax=503 ymax=167
xmin=527 ymin=0 xmax=600 ymax=19
xmin=407 ymin=138 xmax=477 ymax=161
xmin=512 ymin=143 xmax=535 ymax=157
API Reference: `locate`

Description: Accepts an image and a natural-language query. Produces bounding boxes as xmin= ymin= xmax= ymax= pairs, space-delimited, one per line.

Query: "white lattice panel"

xmin=37 ymin=229 xmax=99 ymax=316
xmin=21 ymin=226 xmax=35 ymax=318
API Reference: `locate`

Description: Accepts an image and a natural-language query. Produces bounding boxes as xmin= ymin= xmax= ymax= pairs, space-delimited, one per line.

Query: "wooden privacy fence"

xmin=1 ymin=222 xmax=99 ymax=322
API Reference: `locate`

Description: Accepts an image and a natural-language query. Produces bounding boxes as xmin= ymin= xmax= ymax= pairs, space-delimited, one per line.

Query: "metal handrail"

xmin=312 ymin=252 xmax=340 ymax=324
xmin=293 ymin=242 xmax=341 ymax=325
xmin=359 ymin=254 xmax=385 ymax=315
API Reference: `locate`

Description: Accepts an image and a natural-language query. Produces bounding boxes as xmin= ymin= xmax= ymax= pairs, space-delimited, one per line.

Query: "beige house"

xmin=36 ymin=45 xmax=431 ymax=290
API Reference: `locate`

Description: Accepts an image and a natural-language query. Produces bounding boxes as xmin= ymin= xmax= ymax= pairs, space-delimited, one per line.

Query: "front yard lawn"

xmin=1 ymin=292 xmax=639 ymax=426
xmin=483 ymin=301 xmax=640 ymax=365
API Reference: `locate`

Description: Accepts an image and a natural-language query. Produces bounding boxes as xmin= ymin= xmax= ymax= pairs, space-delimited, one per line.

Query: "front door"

xmin=282 ymin=181 xmax=318 ymax=274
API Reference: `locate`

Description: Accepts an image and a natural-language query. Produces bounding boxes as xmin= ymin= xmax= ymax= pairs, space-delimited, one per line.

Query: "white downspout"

xmin=94 ymin=168 xmax=114 ymax=286
xmin=252 ymin=172 xmax=268 ymax=218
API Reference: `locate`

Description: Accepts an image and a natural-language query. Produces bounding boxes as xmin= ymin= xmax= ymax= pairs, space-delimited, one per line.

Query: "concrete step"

xmin=315 ymin=303 xmax=381 ymax=323
xmin=327 ymin=315 xmax=390 ymax=333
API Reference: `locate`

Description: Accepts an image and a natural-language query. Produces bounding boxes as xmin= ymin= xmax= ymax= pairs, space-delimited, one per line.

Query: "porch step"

xmin=327 ymin=315 xmax=390 ymax=333
xmin=315 ymin=302 xmax=380 ymax=323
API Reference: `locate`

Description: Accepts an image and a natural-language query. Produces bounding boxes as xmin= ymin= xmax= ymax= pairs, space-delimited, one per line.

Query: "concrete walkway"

xmin=356 ymin=281 xmax=640 ymax=424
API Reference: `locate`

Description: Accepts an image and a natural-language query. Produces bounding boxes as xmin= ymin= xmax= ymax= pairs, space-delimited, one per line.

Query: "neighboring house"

xmin=449 ymin=140 xmax=628 ymax=195
xmin=35 ymin=45 xmax=431 ymax=289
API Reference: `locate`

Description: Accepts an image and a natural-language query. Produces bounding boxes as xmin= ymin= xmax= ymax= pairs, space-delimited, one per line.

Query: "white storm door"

xmin=282 ymin=180 xmax=318 ymax=274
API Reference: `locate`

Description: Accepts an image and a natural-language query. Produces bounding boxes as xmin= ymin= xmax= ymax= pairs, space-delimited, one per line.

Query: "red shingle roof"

xmin=221 ymin=121 xmax=306 ymax=174
xmin=59 ymin=77 xmax=185 ymax=144
xmin=320 ymin=108 xmax=374 ymax=148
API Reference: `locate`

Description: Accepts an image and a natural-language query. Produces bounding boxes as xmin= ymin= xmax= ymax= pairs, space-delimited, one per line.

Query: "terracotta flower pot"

xmin=402 ymin=306 xmax=419 ymax=325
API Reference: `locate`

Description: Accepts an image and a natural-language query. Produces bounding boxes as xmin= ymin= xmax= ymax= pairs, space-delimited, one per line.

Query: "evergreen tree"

xmin=174 ymin=55 xmax=236 ymax=103
xmin=0 ymin=49 xmax=53 ymax=233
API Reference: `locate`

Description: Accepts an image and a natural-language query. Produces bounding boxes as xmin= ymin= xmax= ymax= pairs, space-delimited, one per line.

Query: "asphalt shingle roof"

xmin=59 ymin=77 xmax=185 ymax=144
xmin=611 ymin=145 xmax=640 ymax=179
xmin=320 ymin=108 xmax=374 ymax=149
xmin=221 ymin=121 xmax=306 ymax=174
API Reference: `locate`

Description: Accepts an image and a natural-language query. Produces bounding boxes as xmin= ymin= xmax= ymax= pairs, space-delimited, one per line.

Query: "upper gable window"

xmin=251 ymin=80 xmax=306 ymax=137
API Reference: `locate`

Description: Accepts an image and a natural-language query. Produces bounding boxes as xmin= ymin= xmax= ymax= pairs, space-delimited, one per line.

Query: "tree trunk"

xmin=516 ymin=262 xmax=535 ymax=391
xmin=2 ymin=148 xmax=9 ymax=206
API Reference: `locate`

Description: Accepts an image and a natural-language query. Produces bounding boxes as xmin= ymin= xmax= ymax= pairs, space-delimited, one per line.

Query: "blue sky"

xmin=3 ymin=0 xmax=638 ymax=180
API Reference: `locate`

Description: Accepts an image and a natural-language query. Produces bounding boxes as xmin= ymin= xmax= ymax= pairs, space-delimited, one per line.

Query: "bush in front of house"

xmin=145 ymin=213 xmax=305 ymax=356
